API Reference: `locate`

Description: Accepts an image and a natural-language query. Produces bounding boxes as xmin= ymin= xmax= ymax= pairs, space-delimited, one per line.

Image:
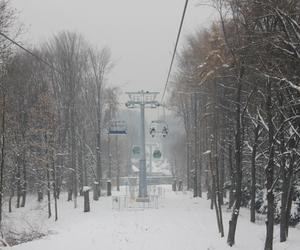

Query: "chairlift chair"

xmin=108 ymin=120 xmax=127 ymax=135
xmin=162 ymin=126 xmax=168 ymax=138
xmin=149 ymin=120 xmax=168 ymax=138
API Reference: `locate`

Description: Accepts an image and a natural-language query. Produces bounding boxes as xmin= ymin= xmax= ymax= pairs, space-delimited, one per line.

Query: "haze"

xmin=11 ymin=0 xmax=216 ymax=101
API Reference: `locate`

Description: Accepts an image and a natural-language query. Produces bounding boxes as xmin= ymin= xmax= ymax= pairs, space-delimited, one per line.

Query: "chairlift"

xmin=149 ymin=120 xmax=168 ymax=138
xmin=108 ymin=120 xmax=127 ymax=135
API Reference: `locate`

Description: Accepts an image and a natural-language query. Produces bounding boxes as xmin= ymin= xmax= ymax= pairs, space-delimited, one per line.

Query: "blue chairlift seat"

xmin=108 ymin=121 xmax=127 ymax=135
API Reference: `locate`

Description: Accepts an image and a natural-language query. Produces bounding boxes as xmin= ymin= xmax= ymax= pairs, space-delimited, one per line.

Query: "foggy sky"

xmin=11 ymin=0 xmax=216 ymax=102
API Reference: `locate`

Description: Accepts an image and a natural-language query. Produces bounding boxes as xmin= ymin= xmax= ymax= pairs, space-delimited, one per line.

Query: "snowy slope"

xmin=9 ymin=188 xmax=300 ymax=250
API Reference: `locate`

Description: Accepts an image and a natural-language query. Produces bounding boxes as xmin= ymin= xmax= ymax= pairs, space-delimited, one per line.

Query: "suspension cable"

xmin=0 ymin=31 xmax=61 ymax=74
xmin=160 ymin=0 xmax=189 ymax=104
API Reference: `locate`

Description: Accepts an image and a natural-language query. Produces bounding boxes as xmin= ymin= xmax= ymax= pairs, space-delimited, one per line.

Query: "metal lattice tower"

xmin=125 ymin=91 xmax=160 ymax=201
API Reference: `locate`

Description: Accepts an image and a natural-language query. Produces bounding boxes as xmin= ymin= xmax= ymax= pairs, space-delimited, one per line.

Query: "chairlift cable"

xmin=160 ymin=0 xmax=189 ymax=104
xmin=174 ymin=89 xmax=210 ymax=95
xmin=0 ymin=31 xmax=63 ymax=75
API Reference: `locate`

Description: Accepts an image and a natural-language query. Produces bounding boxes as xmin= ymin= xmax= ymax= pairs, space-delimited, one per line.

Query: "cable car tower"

xmin=125 ymin=90 xmax=159 ymax=201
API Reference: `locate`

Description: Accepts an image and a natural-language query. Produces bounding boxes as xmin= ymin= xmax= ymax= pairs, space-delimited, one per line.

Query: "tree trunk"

xmin=209 ymin=152 xmax=221 ymax=234
xmin=94 ymin=131 xmax=101 ymax=200
xmin=198 ymin=110 xmax=203 ymax=198
xmin=227 ymin=78 xmax=243 ymax=247
xmin=67 ymin=127 xmax=72 ymax=202
xmin=56 ymin=153 xmax=63 ymax=199
xmin=93 ymin=183 xmax=99 ymax=200
xmin=107 ymin=181 xmax=112 ymax=196
xmin=52 ymin=153 xmax=58 ymax=221
xmin=71 ymin=105 xmax=77 ymax=208
xmin=280 ymin=171 xmax=289 ymax=242
xmin=278 ymin=92 xmax=288 ymax=242
xmin=219 ymin=151 xmax=225 ymax=205
xmin=38 ymin=191 xmax=43 ymax=202
xmin=9 ymin=166 xmax=15 ymax=213
xmin=215 ymin=155 xmax=224 ymax=237
xmin=250 ymin=123 xmax=260 ymax=223
xmin=83 ymin=189 xmax=90 ymax=212
xmin=0 ymin=93 xmax=5 ymax=221
xmin=47 ymin=167 xmax=52 ymax=218
xmin=78 ymin=137 xmax=84 ymax=196
xmin=82 ymin=129 xmax=90 ymax=212
xmin=187 ymin=137 xmax=191 ymax=190
xmin=95 ymin=85 xmax=102 ymax=199
xmin=285 ymin=176 xmax=294 ymax=238
xmin=16 ymin=154 xmax=21 ymax=208
xmin=37 ymin=165 xmax=44 ymax=202
xmin=264 ymin=80 xmax=275 ymax=250
xmin=228 ymin=143 xmax=235 ymax=209
xmin=20 ymin=148 xmax=27 ymax=207
xmin=192 ymin=94 xmax=198 ymax=198
xmin=68 ymin=189 xmax=73 ymax=201
xmin=279 ymin=137 xmax=292 ymax=242
xmin=8 ymin=194 xmax=13 ymax=213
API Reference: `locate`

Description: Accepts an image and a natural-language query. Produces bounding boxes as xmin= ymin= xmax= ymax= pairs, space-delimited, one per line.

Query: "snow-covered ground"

xmin=7 ymin=187 xmax=300 ymax=250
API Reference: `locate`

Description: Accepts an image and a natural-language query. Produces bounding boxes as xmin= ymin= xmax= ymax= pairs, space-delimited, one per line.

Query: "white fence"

xmin=112 ymin=194 xmax=159 ymax=210
xmin=112 ymin=185 xmax=167 ymax=210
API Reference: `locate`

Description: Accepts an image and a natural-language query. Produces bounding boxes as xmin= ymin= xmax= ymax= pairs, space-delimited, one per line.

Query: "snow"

xmin=131 ymin=165 xmax=139 ymax=173
xmin=197 ymin=62 xmax=207 ymax=68
xmin=286 ymin=80 xmax=300 ymax=92
xmin=203 ymin=150 xmax=211 ymax=155
xmin=150 ymin=159 xmax=172 ymax=176
xmin=82 ymin=186 xmax=91 ymax=192
xmin=7 ymin=187 xmax=300 ymax=250
xmin=222 ymin=64 xmax=230 ymax=68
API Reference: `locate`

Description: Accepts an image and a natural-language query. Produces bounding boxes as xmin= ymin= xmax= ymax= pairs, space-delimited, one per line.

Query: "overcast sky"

xmin=11 ymin=0 xmax=216 ymax=103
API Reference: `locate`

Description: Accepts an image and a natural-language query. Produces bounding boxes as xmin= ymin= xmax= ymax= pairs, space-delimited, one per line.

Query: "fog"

xmin=12 ymin=0 xmax=216 ymax=101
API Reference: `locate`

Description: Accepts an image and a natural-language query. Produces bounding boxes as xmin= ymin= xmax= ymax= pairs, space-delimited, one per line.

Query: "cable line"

xmin=0 ymin=31 xmax=61 ymax=74
xmin=161 ymin=0 xmax=189 ymax=103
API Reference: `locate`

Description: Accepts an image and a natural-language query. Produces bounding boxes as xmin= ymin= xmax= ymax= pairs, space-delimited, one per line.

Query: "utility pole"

xmin=125 ymin=91 xmax=159 ymax=201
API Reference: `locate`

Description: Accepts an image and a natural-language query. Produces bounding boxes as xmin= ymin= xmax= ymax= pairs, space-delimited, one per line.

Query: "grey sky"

xmin=11 ymin=0 xmax=216 ymax=102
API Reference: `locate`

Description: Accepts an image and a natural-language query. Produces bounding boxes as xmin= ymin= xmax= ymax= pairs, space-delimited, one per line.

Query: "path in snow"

xmin=10 ymin=188 xmax=300 ymax=250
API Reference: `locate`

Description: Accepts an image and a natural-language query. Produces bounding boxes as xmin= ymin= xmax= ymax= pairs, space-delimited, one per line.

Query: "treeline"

xmin=170 ymin=1 xmax=300 ymax=249
xmin=0 ymin=0 xmax=126 ymax=223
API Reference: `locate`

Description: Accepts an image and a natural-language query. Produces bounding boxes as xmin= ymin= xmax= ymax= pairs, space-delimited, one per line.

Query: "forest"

xmin=0 ymin=0 xmax=132 ymax=226
xmin=169 ymin=0 xmax=300 ymax=249
xmin=0 ymin=0 xmax=299 ymax=250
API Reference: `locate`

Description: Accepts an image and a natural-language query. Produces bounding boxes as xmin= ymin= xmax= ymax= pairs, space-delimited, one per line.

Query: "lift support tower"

xmin=125 ymin=90 xmax=159 ymax=201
